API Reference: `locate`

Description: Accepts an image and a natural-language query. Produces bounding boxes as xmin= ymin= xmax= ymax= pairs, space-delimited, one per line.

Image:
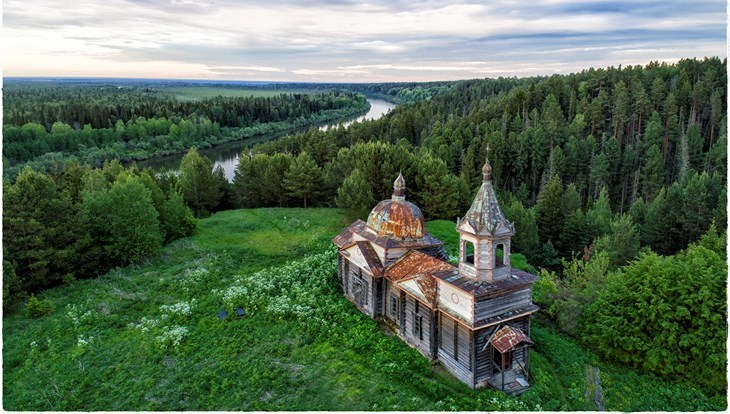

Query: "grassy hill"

xmin=2 ymin=209 xmax=722 ymax=410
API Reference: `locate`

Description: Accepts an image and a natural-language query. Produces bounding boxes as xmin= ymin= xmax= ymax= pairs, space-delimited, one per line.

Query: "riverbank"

xmin=138 ymin=99 xmax=396 ymax=181
xmin=2 ymin=102 xmax=370 ymax=181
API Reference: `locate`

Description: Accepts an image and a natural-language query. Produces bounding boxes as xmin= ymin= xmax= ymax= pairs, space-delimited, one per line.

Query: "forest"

xmin=2 ymin=82 xmax=369 ymax=179
xmin=2 ymin=57 xmax=727 ymax=408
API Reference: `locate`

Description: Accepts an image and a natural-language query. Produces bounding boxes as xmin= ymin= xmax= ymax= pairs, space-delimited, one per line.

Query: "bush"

xmin=24 ymin=295 xmax=55 ymax=318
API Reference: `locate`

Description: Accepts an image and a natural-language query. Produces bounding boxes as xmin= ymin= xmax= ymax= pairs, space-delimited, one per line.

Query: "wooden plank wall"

xmin=402 ymin=295 xmax=434 ymax=358
xmin=438 ymin=313 xmax=474 ymax=386
xmin=345 ymin=261 xmax=374 ymax=316
xmin=385 ymin=281 xmax=402 ymax=327
xmin=474 ymin=287 xmax=532 ymax=322
xmin=474 ymin=325 xmax=498 ymax=383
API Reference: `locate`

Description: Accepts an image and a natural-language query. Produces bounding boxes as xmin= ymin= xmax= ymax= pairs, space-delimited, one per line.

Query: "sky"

xmin=2 ymin=0 xmax=727 ymax=82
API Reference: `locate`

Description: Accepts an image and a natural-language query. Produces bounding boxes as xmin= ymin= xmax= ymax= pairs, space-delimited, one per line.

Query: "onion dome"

xmin=460 ymin=157 xmax=514 ymax=235
xmin=366 ymin=173 xmax=425 ymax=238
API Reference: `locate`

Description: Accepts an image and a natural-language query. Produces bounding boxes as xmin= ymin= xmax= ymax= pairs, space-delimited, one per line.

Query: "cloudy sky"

xmin=3 ymin=0 xmax=727 ymax=82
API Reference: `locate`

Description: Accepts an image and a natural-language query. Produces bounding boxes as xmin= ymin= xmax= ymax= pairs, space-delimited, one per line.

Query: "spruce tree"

xmin=535 ymin=174 xmax=564 ymax=245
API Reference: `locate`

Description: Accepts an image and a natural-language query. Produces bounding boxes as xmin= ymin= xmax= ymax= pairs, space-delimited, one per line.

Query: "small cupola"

xmin=456 ymin=157 xmax=515 ymax=282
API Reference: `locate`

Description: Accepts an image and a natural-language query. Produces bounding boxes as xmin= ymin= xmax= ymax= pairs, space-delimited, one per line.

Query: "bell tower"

xmin=456 ymin=157 xmax=515 ymax=282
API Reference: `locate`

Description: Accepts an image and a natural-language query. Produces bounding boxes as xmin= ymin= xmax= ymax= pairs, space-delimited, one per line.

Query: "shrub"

xmin=24 ymin=295 xmax=55 ymax=318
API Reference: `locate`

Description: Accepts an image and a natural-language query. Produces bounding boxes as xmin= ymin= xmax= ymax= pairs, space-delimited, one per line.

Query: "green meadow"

xmin=2 ymin=209 xmax=722 ymax=411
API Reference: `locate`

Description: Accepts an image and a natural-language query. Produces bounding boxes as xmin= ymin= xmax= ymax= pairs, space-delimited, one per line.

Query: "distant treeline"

xmin=251 ymin=81 xmax=454 ymax=104
xmin=2 ymin=86 xmax=368 ymax=178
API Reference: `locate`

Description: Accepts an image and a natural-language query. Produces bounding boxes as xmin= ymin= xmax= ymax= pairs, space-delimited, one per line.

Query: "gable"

xmin=344 ymin=241 xmax=383 ymax=276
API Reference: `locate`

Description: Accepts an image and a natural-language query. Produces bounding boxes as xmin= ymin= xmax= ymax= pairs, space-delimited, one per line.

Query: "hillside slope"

xmin=2 ymin=209 xmax=722 ymax=410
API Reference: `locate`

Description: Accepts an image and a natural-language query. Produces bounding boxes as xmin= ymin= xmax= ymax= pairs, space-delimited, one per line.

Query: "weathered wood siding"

xmin=474 ymin=287 xmax=532 ymax=322
xmin=438 ymin=313 xmax=474 ymax=387
xmin=474 ymin=326 xmax=499 ymax=384
xmin=344 ymin=260 xmax=375 ymax=317
xmin=373 ymin=277 xmax=384 ymax=317
xmin=402 ymin=295 xmax=434 ymax=358
xmin=385 ymin=282 xmax=402 ymax=327
xmin=473 ymin=316 xmax=531 ymax=385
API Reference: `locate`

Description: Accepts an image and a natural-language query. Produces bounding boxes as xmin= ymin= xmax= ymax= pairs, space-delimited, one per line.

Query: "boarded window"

xmin=390 ymin=296 xmax=398 ymax=319
xmin=413 ymin=313 xmax=423 ymax=341
xmin=352 ymin=271 xmax=368 ymax=307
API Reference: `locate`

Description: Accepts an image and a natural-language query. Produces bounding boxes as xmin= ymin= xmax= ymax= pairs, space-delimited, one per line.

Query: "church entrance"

xmin=493 ymin=348 xmax=512 ymax=372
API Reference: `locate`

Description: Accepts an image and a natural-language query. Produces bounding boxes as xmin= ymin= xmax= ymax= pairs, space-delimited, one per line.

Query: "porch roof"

xmin=489 ymin=325 xmax=534 ymax=354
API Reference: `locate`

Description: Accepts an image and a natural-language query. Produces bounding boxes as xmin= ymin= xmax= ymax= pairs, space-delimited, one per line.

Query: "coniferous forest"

xmin=2 ymin=57 xmax=727 ymax=410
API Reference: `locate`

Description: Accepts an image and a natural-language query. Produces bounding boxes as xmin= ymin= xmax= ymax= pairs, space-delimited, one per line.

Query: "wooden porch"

xmin=489 ymin=365 xmax=530 ymax=395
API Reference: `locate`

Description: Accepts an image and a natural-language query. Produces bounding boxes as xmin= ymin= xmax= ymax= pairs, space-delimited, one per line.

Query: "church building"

xmin=332 ymin=159 xmax=539 ymax=394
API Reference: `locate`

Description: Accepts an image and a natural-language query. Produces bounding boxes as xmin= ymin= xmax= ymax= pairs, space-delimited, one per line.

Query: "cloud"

xmin=2 ymin=0 xmax=726 ymax=81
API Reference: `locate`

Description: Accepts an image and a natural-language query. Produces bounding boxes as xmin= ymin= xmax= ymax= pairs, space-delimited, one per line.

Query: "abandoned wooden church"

xmin=333 ymin=159 xmax=539 ymax=394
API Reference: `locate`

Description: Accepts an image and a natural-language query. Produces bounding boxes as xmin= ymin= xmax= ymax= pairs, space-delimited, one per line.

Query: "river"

xmin=136 ymin=98 xmax=395 ymax=181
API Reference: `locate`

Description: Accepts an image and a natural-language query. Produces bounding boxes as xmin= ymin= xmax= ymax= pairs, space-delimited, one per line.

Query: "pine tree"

xmin=283 ymin=152 xmax=322 ymax=208
xmin=335 ymin=168 xmax=376 ymax=217
xmin=3 ymin=167 xmax=80 ymax=291
xmin=640 ymin=144 xmax=664 ymax=200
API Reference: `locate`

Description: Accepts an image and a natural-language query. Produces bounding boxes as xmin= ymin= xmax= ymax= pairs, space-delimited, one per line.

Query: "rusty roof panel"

xmin=490 ymin=325 xmax=534 ymax=353
xmin=355 ymin=241 xmax=383 ymax=276
xmin=385 ymin=250 xmax=455 ymax=282
xmin=335 ymin=219 xmax=443 ymax=250
xmin=432 ymin=269 xmax=538 ymax=298
xmin=367 ymin=199 xmax=425 ymax=238
xmin=414 ymin=274 xmax=438 ymax=306
xmin=332 ymin=223 xmax=358 ymax=248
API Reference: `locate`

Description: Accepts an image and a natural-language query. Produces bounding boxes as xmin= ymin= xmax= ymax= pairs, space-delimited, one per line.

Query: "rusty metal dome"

xmin=366 ymin=174 xmax=425 ymax=239
xmin=367 ymin=199 xmax=425 ymax=238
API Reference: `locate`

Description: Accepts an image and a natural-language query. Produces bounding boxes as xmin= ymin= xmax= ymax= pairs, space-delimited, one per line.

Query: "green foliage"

xmin=3 ymin=84 xmax=368 ymax=178
xmin=503 ymin=200 xmax=540 ymax=260
xmin=582 ymin=240 xmax=727 ymax=392
xmin=535 ymin=174 xmax=564 ymax=245
xmin=335 ymin=168 xmax=375 ymax=217
xmin=178 ymin=148 xmax=223 ymax=217
xmin=3 ymin=167 xmax=84 ymax=291
xmin=81 ymin=174 xmax=163 ymax=267
xmin=24 ymin=295 xmax=55 ymax=318
xmin=159 ymin=191 xmax=198 ymax=242
xmin=533 ymin=269 xmax=559 ymax=318
xmin=592 ymin=214 xmax=641 ymax=268
xmin=585 ymin=187 xmax=612 ymax=239
xmin=283 ymin=152 xmax=322 ymax=208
